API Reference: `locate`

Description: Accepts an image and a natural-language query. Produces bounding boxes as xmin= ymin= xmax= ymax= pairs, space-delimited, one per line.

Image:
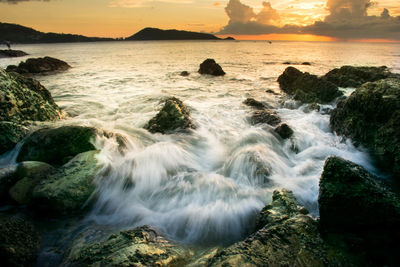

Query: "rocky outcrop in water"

xmin=202 ymin=189 xmax=345 ymax=266
xmin=0 ymin=49 xmax=28 ymax=58
xmin=277 ymin=67 xmax=342 ymax=103
xmin=274 ymin=123 xmax=294 ymax=139
xmin=319 ymin=156 xmax=400 ymax=265
xmin=17 ymin=126 xmax=97 ymax=166
xmin=330 ymin=78 xmax=400 ymax=179
xmin=198 ymin=59 xmax=225 ymax=76
xmin=64 ymin=225 xmax=191 ymax=266
xmin=0 ymin=215 xmax=40 ymax=267
xmin=6 ymin=56 xmax=70 ymax=74
xmin=145 ymin=97 xmax=195 ymax=134
xmin=0 ymin=68 xmax=62 ymax=123
xmin=31 ymin=150 xmax=100 ymax=213
xmin=249 ymin=109 xmax=281 ymax=126
xmin=243 ymin=98 xmax=265 ymax=109
xmin=323 ymin=65 xmax=393 ymax=88
xmin=180 ymin=71 xmax=190 ymax=76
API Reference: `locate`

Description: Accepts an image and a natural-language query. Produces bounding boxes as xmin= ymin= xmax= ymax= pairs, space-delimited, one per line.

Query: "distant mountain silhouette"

xmin=126 ymin=27 xmax=223 ymax=41
xmin=0 ymin=22 xmax=115 ymax=44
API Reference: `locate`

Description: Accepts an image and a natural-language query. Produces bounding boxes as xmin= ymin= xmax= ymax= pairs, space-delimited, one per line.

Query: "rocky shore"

xmin=0 ymin=60 xmax=399 ymax=266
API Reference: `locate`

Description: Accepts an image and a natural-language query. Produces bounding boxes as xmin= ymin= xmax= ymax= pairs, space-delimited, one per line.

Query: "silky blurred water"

xmin=1 ymin=40 xmax=399 ymax=245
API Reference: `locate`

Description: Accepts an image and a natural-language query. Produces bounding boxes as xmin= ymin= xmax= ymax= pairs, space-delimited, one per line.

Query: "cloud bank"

xmin=219 ymin=0 xmax=400 ymax=40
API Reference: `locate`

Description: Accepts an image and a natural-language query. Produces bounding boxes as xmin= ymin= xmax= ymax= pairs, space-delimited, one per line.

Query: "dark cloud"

xmin=219 ymin=0 xmax=400 ymax=40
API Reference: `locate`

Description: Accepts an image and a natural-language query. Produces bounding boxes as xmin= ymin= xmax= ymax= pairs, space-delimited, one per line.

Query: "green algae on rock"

xmin=17 ymin=126 xmax=97 ymax=166
xmin=64 ymin=225 xmax=192 ymax=267
xmin=145 ymin=97 xmax=195 ymax=134
xmin=0 ymin=121 xmax=28 ymax=155
xmin=0 ymin=68 xmax=62 ymax=123
xmin=277 ymin=66 xmax=342 ymax=103
xmin=31 ymin=150 xmax=100 ymax=213
xmin=330 ymin=78 xmax=400 ymax=178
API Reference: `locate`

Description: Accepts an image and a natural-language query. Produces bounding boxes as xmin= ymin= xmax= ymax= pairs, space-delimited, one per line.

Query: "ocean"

xmin=1 ymin=40 xmax=399 ymax=261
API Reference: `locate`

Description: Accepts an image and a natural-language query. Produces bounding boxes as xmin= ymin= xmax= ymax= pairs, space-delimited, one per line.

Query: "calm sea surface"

xmin=1 ymin=41 xmax=399 ymax=248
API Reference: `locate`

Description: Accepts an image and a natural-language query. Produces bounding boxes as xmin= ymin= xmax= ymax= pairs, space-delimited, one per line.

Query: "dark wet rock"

xmin=330 ymin=78 xmax=400 ymax=178
xmin=145 ymin=97 xmax=195 ymax=134
xmin=204 ymin=189 xmax=346 ymax=267
xmin=249 ymin=109 xmax=281 ymax=126
xmin=0 ymin=68 xmax=62 ymax=123
xmin=307 ymin=102 xmax=320 ymax=112
xmin=17 ymin=126 xmax=97 ymax=166
xmin=198 ymin=59 xmax=225 ymax=76
xmin=64 ymin=225 xmax=191 ymax=267
xmin=274 ymin=123 xmax=294 ymax=139
xmin=283 ymin=61 xmax=292 ymax=65
xmin=265 ymin=89 xmax=279 ymax=95
xmin=6 ymin=56 xmax=70 ymax=74
xmin=9 ymin=161 xmax=54 ymax=204
xmin=0 ymin=122 xmax=28 ymax=155
xmin=0 ymin=49 xmax=28 ymax=58
xmin=302 ymin=62 xmax=311 ymax=65
xmin=0 ymin=165 xmax=18 ymax=201
xmin=31 ymin=150 xmax=100 ymax=213
xmin=323 ymin=65 xmax=392 ymax=88
xmin=243 ymin=98 xmax=265 ymax=109
xmin=0 ymin=215 xmax=40 ymax=267
xmin=277 ymin=66 xmax=342 ymax=103
xmin=180 ymin=71 xmax=190 ymax=76
xmin=319 ymin=156 xmax=400 ymax=265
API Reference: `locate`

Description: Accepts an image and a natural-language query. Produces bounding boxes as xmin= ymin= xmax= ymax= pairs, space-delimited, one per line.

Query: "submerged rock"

xmin=330 ymin=78 xmax=400 ymax=178
xmin=31 ymin=150 xmax=100 ymax=213
xmin=0 ymin=49 xmax=28 ymax=58
xmin=0 ymin=68 xmax=62 ymax=123
xmin=0 ymin=216 xmax=40 ymax=267
xmin=6 ymin=56 xmax=70 ymax=74
xmin=323 ymin=65 xmax=392 ymax=88
xmin=180 ymin=71 xmax=190 ymax=76
xmin=9 ymin=161 xmax=54 ymax=204
xmin=64 ymin=225 xmax=191 ymax=267
xmin=319 ymin=156 xmax=400 ymax=265
xmin=17 ymin=126 xmax=97 ymax=166
xmin=198 ymin=59 xmax=225 ymax=76
xmin=243 ymin=98 xmax=265 ymax=109
xmin=145 ymin=97 xmax=195 ymax=134
xmin=249 ymin=109 xmax=281 ymax=126
xmin=203 ymin=189 xmax=344 ymax=267
xmin=0 ymin=121 xmax=28 ymax=155
xmin=274 ymin=123 xmax=294 ymax=139
xmin=277 ymin=66 xmax=342 ymax=103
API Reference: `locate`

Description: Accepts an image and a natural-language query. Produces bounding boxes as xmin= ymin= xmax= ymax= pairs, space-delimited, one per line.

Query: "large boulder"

xmin=0 ymin=49 xmax=28 ymax=58
xmin=323 ymin=66 xmax=392 ymax=88
xmin=6 ymin=56 xmax=70 ymax=74
xmin=203 ymin=190 xmax=345 ymax=267
xmin=249 ymin=109 xmax=281 ymax=126
xmin=277 ymin=67 xmax=342 ymax=103
xmin=145 ymin=97 xmax=195 ymax=134
xmin=330 ymin=78 xmax=400 ymax=178
xmin=319 ymin=157 xmax=400 ymax=265
xmin=17 ymin=126 xmax=97 ymax=166
xmin=31 ymin=150 xmax=100 ymax=213
xmin=274 ymin=123 xmax=294 ymax=139
xmin=198 ymin=59 xmax=225 ymax=76
xmin=0 ymin=216 xmax=40 ymax=267
xmin=64 ymin=225 xmax=191 ymax=266
xmin=0 ymin=68 xmax=62 ymax=123
xmin=0 ymin=165 xmax=18 ymax=201
xmin=0 ymin=121 xmax=28 ymax=155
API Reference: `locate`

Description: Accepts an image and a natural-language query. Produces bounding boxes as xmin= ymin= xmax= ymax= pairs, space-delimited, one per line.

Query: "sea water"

xmin=1 ymin=40 xmax=399 ymax=246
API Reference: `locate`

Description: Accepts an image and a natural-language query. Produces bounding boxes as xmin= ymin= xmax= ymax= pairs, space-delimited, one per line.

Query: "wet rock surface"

xmin=0 ymin=49 xmax=28 ymax=58
xmin=243 ymin=98 xmax=265 ymax=109
xmin=249 ymin=109 xmax=281 ymax=126
xmin=319 ymin=156 xmax=400 ymax=265
xmin=6 ymin=56 xmax=70 ymax=74
xmin=277 ymin=66 xmax=342 ymax=103
xmin=274 ymin=123 xmax=294 ymax=139
xmin=0 ymin=122 xmax=28 ymax=155
xmin=198 ymin=59 xmax=225 ymax=76
xmin=17 ymin=126 xmax=97 ymax=166
xmin=323 ymin=65 xmax=393 ymax=88
xmin=64 ymin=225 xmax=191 ymax=267
xmin=145 ymin=97 xmax=195 ymax=134
xmin=330 ymin=78 xmax=400 ymax=178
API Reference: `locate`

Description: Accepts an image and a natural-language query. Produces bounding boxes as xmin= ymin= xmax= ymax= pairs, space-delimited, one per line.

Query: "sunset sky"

xmin=0 ymin=0 xmax=399 ymax=41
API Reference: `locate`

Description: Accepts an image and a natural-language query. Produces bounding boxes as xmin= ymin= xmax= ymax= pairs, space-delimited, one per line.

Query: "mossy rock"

xmin=0 ymin=165 xmax=18 ymax=201
xmin=17 ymin=126 xmax=97 ymax=166
xmin=248 ymin=109 xmax=281 ymax=126
xmin=145 ymin=97 xmax=195 ymax=134
xmin=277 ymin=67 xmax=342 ymax=103
xmin=0 ymin=122 xmax=28 ymax=155
xmin=0 ymin=68 xmax=62 ymax=123
xmin=31 ymin=150 xmax=100 ymax=213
